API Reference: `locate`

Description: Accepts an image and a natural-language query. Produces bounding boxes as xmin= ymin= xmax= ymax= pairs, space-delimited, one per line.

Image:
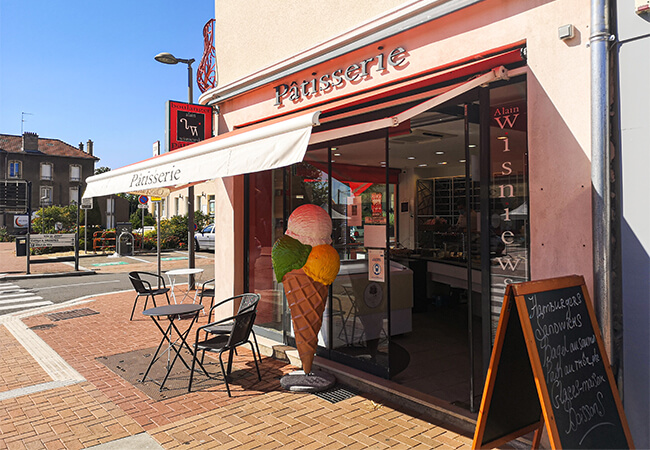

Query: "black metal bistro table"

xmin=141 ymin=303 xmax=208 ymax=391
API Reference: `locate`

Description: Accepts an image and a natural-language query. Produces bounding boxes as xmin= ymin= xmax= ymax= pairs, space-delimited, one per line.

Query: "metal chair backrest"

xmin=226 ymin=309 xmax=257 ymax=348
xmin=237 ymin=293 xmax=260 ymax=314
xmin=128 ymin=272 xmax=151 ymax=294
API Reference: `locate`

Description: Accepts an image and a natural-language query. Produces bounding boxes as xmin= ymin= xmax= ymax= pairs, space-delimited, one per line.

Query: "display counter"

xmin=322 ymin=260 xmax=413 ymax=346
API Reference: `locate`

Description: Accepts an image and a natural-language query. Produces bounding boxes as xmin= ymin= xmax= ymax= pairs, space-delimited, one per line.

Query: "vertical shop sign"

xmin=489 ymin=83 xmax=529 ymax=341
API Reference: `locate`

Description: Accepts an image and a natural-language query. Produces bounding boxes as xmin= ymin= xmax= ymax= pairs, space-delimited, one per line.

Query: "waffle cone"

xmin=282 ymin=268 xmax=328 ymax=374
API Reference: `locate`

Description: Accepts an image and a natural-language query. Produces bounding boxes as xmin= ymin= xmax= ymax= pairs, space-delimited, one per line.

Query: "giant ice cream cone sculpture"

xmin=272 ymin=205 xmax=340 ymax=374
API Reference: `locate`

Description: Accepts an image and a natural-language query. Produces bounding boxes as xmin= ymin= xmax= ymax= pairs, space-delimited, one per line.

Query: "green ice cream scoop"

xmin=271 ymin=235 xmax=312 ymax=282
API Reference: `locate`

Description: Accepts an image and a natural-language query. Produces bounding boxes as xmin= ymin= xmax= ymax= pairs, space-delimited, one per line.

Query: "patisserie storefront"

xmin=202 ymin=2 xmax=593 ymax=411
xmin=83 ymin=2 xmax=591 ymax=412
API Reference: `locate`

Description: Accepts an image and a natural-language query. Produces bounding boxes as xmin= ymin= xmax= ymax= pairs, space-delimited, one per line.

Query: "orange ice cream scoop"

xmin=302 ymin=244 xmax=340 ymax=286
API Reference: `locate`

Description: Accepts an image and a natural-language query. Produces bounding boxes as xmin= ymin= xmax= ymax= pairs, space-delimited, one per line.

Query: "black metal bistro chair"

xmin=197 ymin=278 xmax=216 ymax=311
xmin=188 ymin=304 xmax=261 ymax=396
xmin=128 ymin=271 xmax=171 ymax=320
xmin=202 ymin=293 xmax=263 ymax=364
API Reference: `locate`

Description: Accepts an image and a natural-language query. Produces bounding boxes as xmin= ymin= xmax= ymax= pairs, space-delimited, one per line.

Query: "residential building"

xmin=0 ymin=132 xmax=98 ymax=234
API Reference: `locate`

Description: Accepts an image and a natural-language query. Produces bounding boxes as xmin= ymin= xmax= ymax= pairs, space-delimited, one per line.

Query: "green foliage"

xmin=129 ymin=210 xmax=155 ymax=229
xmin=32 ymin=205 xmax=79 ymax=234
xmin=133 ymin=211 xmax=210 ymax=250
xmin=94 ymin=166 xmax=111 ymax=175
xmin=0 ymin=227 xmax=12 ymax=242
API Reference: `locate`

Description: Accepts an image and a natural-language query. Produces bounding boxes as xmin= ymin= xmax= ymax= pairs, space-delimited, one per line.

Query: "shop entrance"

xmin=387 ymin=92 xmax=484 ymax=409
xmin=246 ymin=77 xmax=529 ymax=412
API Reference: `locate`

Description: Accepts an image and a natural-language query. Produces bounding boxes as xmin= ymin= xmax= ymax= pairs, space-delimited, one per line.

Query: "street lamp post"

xmin=155 ymin=52 xmax=197 ymax=290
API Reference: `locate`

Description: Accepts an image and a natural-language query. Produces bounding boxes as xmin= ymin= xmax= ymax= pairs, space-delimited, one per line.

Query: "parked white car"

xmin=194 ymin=224 xmax=215 ymax=251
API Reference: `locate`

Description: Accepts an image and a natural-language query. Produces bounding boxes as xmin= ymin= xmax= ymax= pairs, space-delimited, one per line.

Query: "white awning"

xmin=83 ymin=65 xmax=514 ymax=200
xmin=82 ymin=111 xmax=321 ymax=199
xmin=309 ymin=66 xmax=510 ymax=145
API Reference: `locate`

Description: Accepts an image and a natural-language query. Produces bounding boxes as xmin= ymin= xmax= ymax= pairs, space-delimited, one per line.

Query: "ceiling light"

xmin=435 ymin=151 xmax=444 ymax=155
xmin=418 ymin=163 xmax=428 ymax=167
xmin=497 ymin=136 xmax=508 ymax=140
xmin=438 ymin=161 xmax=447 ymax=165
xmin=407 ymin=156 xmax=416 ymax=160
xmin=380 ymin=161 xmax=386 ymax=165
xmin=334 ymin=153 xmax=341 ymax=157
xmin=468 ymin=144 xmax=477 ymax=148
xmin=459 ymin=159 xmax=466 ymax=163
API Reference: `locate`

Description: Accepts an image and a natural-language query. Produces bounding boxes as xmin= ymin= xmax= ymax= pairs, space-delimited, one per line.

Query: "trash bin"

xmin=117 ymin=232 xmax=134 ymax=256
xmin=116 ymin=222 xmax=133 ymax=236
xmin=15 ymin=237 xmax=27 ymax=257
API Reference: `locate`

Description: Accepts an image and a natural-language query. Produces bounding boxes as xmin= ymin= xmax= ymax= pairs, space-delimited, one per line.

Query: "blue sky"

xmin=0 ymin=1 xmax=214 ymax=170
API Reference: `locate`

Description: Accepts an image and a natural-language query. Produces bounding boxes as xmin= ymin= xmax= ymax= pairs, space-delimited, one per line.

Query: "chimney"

xmin=87 ymin=139 xmax=93 ymax=156
xmin=79 ymin=142 xmax=84 ymax=152
xmin=22 ymin=132 xmax=39 ymax=152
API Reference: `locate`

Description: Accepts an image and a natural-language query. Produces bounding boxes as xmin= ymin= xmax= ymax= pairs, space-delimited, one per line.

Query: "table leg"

xmin=167 ymin=275 xmax=178 ymax=304
xmin=160 ymin=313 xmax=210 ymax=390
xmin=140 ymin=319 xmax=174 ymax=384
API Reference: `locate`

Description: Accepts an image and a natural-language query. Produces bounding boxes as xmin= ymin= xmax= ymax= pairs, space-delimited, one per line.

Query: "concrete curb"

xmin=0 ymin=270 xmax=96 ymax=281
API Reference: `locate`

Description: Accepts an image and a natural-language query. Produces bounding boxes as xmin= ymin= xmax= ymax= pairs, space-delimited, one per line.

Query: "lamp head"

xmin=154 ymin=52 xmax=179 ymax=65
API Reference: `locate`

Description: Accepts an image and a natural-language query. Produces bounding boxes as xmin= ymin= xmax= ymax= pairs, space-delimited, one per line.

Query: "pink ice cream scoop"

xmin=285 ymin=204 xmax=332 ymax=246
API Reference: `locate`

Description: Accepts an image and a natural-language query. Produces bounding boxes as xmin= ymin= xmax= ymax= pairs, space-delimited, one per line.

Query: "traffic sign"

xmin=138 ymin=195 xmax=149 ymax=205
xmin=81 ymin=197 xmax=93 ymax=209
xmin=137 ymin=204 xmax=148 ymax=209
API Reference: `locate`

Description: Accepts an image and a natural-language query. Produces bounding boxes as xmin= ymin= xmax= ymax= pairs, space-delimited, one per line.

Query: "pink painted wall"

xmin=212 ymin=0 xmax=594 ymax=295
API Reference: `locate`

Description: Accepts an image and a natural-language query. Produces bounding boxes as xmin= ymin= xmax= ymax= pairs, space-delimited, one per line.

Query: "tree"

xmin=130 ymin=210 xmax=155 ymax=229
xmin=94 ymin=166 xmax=111 ymax=175
xmin=32 ymin=205 xmax=79 ymax=233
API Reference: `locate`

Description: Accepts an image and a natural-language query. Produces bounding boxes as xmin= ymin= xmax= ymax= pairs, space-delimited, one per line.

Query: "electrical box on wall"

xmin=635 ymin=0 xmax=650 ymax=14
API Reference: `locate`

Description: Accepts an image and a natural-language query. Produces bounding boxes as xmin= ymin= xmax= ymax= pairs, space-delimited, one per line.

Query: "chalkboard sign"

xmin=473 ymin=275 xmax=634 ymax=449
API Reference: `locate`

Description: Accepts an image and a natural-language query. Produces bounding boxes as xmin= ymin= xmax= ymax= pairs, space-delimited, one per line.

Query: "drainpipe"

xmin=590 ymin=0 xmax=614 ymax=361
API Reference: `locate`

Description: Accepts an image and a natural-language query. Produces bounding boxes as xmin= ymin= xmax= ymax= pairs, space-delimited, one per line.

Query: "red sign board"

xmin=166 ymin=101 xmax=213 ymax=151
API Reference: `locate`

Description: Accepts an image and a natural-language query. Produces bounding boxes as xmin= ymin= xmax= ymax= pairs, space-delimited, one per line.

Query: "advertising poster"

xmin=368 ymin=249 xmax=385 ymax=282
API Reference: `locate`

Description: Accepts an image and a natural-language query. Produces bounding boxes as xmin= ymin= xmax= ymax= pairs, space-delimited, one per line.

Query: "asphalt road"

xmin=0 ymin=250 xmax=215 ymax=316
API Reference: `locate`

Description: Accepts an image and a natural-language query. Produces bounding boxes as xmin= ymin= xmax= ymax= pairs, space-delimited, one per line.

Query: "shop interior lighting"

xmin=438 ymin=161 xmax=448 ymax=165
xmin=407 ymin=156 xmax=416 ymax=160
xmin=334 ymin=153 xmax=342 ymax=157
xmin=459 ymin=159 xmax=466 ymax=163
xmin=435 ymin=151 xmax=444 ymax=155
xmin=418 ymin=163 xmax=428 ymax=167
xmin=468 ymin=144 xmax=477 ymax=148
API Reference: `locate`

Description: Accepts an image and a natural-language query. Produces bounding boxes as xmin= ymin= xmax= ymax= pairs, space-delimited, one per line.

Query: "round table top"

xmin=165 ymin=268 xmax=204 ymax=276
xmin=143 ymin=303 xmax=203 ymax=317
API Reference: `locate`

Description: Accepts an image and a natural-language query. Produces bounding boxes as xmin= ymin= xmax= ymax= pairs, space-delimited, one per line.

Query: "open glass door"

xmin=387 ymin=91 xmax=484 ymax=409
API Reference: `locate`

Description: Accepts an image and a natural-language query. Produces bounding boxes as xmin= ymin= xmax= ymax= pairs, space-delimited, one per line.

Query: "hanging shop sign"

xmin=166 ymin=101 xmax=213 ymax=151
xmin=273 ymin=46 xmax=408 ymax=106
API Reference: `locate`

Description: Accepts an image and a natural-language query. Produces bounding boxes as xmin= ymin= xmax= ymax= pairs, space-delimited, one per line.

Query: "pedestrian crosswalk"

xmin=0 ymin=282 xmax=52 ymax=312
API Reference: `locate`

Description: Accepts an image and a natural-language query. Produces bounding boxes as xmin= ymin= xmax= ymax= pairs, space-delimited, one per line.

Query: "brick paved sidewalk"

xmin=0 ymin=286 xmax=477 ymax=449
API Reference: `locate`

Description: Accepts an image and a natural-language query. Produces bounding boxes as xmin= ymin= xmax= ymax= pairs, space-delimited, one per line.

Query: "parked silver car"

xmin=194 ymin=224 xmax=215 ymax=251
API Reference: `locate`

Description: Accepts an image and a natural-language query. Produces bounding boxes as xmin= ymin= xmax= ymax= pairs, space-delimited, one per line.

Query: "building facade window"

xmin=40 ymin=163 xmax=53 ymax=180
xmin=208 ymin=195 xmax=215 ymax=218
xmin=106 ymin=197 xmax=115 ymax=229
xmin=174 ymin=197 xmax=180 ymax=216
xmin=69 ymin=186 xmax=79 ymax=205
xmin=70 ymin=165 xmax=81 ymax=182
xmin=40 ymin=186 xmax=53 ymax=207
xmin=8 ymin=160 xmax=21 ymax=178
